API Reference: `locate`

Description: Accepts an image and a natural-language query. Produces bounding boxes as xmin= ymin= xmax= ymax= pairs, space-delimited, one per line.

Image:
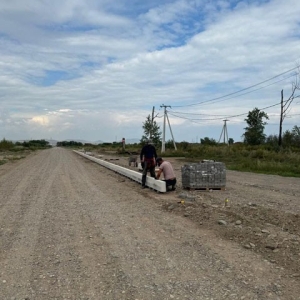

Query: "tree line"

xmin=0 ymin=139 xmax=51 ymax=150
xmin=141 ymin=107 xmax=300 ymax=149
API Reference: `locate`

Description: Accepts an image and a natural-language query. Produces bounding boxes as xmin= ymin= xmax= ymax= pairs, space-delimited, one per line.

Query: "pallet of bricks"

xmin=181 ymin=160 xmax=226 ymax=190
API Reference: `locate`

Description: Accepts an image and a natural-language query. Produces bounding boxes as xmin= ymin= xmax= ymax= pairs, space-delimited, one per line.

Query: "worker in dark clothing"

xmin=140 ymin=139 xmax=157 ymax=188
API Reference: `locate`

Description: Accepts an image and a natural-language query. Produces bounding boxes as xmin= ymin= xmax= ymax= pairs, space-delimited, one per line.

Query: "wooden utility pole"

xmin=278 ymin=69 xmax=300 ymax=146
xmin=278 ymin=90 xmax=284 ymax=147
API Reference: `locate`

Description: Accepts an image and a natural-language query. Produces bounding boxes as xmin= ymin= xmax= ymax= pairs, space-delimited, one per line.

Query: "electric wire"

xmin=168 ymin=102 xmax=283 ymax=121
xmin=170 ymin=72 xmax=296 ymax=112
xmin=171 ymin=66 xmax=298 ymax=108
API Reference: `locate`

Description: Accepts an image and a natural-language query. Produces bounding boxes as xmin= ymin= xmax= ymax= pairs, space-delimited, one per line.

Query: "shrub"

xmin=0 ymin=138 xmax=14 ymax=150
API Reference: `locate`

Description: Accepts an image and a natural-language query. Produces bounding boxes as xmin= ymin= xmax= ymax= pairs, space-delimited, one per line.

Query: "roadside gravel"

xmin=0 ymin=148 xmax=299 ymax=299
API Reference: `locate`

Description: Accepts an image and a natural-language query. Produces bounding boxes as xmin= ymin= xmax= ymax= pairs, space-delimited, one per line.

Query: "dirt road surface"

xmin=0 ymin=148 xmax=299 ymax=300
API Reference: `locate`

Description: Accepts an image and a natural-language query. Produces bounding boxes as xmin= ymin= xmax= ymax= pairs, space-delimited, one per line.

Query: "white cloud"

xmin=0 ymin=0 xmax=300 ymax=143
xmin=30 ymin=116 xmax=50 ymax=126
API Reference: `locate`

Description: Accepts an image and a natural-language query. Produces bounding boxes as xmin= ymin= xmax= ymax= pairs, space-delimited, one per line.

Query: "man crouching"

xmin=155 ymin=157 xmax=176 ymax=191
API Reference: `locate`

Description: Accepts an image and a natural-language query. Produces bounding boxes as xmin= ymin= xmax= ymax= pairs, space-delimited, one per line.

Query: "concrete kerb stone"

xmin=73 ymin=150 xmax=167 ymax=193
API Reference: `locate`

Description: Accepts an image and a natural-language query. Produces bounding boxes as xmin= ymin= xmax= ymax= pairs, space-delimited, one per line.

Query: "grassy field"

xmin=161 ymin=144 xmax=300 ymax=177
xmin=1 ymin=139 xmax=300 ymax=178
xmin=90 ymin=143 xmax=300 ymax=178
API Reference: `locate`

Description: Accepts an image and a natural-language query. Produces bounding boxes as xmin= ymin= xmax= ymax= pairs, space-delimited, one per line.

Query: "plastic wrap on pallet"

xmin=181 ymin=161 xmax=226 ymax=189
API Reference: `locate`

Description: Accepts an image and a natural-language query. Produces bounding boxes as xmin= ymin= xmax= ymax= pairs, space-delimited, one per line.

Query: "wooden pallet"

xmin=183 ymin=186 xmax=226 ymax=191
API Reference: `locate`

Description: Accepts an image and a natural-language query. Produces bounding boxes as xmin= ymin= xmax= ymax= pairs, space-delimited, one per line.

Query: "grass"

xmin=87 ymin=143 xmax=300 ymax=178
xmin=0 ymin=160 xmax=6 ymax=166
xmin=160 ymin=144 xmax=300 ymax=178
xmin=0 ymin=150 xmax=30 ymax=166
xmin=1 ymin=141 xmax=300 ymax=178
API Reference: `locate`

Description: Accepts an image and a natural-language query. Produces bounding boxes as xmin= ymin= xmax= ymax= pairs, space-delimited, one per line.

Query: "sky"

xmin=1 ymin=0 xmax=300 ymax=144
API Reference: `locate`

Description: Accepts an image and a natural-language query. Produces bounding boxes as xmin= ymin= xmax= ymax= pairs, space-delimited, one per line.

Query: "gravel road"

xmin=0 ymin=147 xmax=299 ymax=300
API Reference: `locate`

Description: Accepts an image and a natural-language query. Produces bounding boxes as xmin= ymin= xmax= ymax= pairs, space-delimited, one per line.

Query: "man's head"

xmin=156 ymin=157 xmax=163 ymax=166
xmin=146 ymin=138 xmax=153 ymax=144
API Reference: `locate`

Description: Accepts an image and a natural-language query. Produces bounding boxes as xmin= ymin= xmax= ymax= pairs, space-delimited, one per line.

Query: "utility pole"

xmin=278 ymin=69 xmax=300 ymax=146
xmin=166 ymin=111 xmax=177 ymax=151
xmin=150 ymin=106 xmax=155 ymax=139
xmin=160 ymin=104 xmax=177 ymax=152
xmin=161 ymin=104 xmax=169 ymax=153
xmin=218 ymin=119 xmax=229 ymax=145
xmin=278 ymin=90 xmax=284 ymax=147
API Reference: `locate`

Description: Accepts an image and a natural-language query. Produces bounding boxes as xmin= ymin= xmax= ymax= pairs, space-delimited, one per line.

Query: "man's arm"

xmin=153 ymin=147 xmax=157 ymax=159
xmin=156 ymin=168 xmax=163 ymax=179
xmin=140 ymin=147 xmax=144 ymax=161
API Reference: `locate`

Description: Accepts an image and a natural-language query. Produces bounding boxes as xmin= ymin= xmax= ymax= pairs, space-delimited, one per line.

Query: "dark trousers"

xmin=142 ymin=161 xmax=156 ymax=186
xmin=163 ymin=178 xmax=177 ymax=190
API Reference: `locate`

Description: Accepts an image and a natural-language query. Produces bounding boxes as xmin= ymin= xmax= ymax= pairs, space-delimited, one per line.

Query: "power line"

xmin=171 ymin=66 xmax=298 ymax=108
xmin=167 ymin=112 xmax=228 ymax=116
xmin=267 ymin=123 xmax=299 ymax=126
xmin=190 ymin=73 xmax=296 ymax=108
xmin=168 ymin=102 xmax=282 ymax=121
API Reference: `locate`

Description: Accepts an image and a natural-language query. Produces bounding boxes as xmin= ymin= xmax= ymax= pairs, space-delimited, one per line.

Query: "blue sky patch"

xmin=27 ymin=70 xmax=79 ymax=87
xmin=39 ymin=22 xmax=98 ymax=33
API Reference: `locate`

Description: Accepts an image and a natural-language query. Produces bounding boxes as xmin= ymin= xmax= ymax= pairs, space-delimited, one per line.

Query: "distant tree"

xmin=57 ymin=141 xmax=83 ymax=147
xmin=290 ymin=125 xmax=300 ymax=147
xmin=243 ymin=108 xmax=269 ymax=145
xmin=20 ymin=139 xmax=50 ymax=148
xmin=165 ymin=139 xmax=174 ymax=149
xmin=266 ymin=134 xmax=279 ymax=146
xmin=178 ymin=141 xmax=189 ymax=150
xmin=200 ymin=137 xmax=217 ymax=145
xmin=228 ymin=138 xmax=234 ymax=145
xmin=282 ymin=130 xmax=294 ymax=147
xmin=292 ymin=125 xmax=300 ymax=139
xmin=0 ymin=138 xmax=14 ymax=150
xmin=266 ymin=127 xmax=300 ymax=149
xmin=31 ymin=139 xmax=49 ymax=147
xmin=140 ymin=114 xmax=161 ymax=147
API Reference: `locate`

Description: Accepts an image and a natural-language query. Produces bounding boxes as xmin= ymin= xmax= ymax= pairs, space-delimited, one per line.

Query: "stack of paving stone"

xmin=181 ymin=160 xmax=226 ymax=189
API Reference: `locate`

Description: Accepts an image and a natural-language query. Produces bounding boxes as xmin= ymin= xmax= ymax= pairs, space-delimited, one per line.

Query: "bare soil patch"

xmin=0 ymin=148 xmax=299 ymax=299
xmin=110 ymin=154 xmax=300 ymax=279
